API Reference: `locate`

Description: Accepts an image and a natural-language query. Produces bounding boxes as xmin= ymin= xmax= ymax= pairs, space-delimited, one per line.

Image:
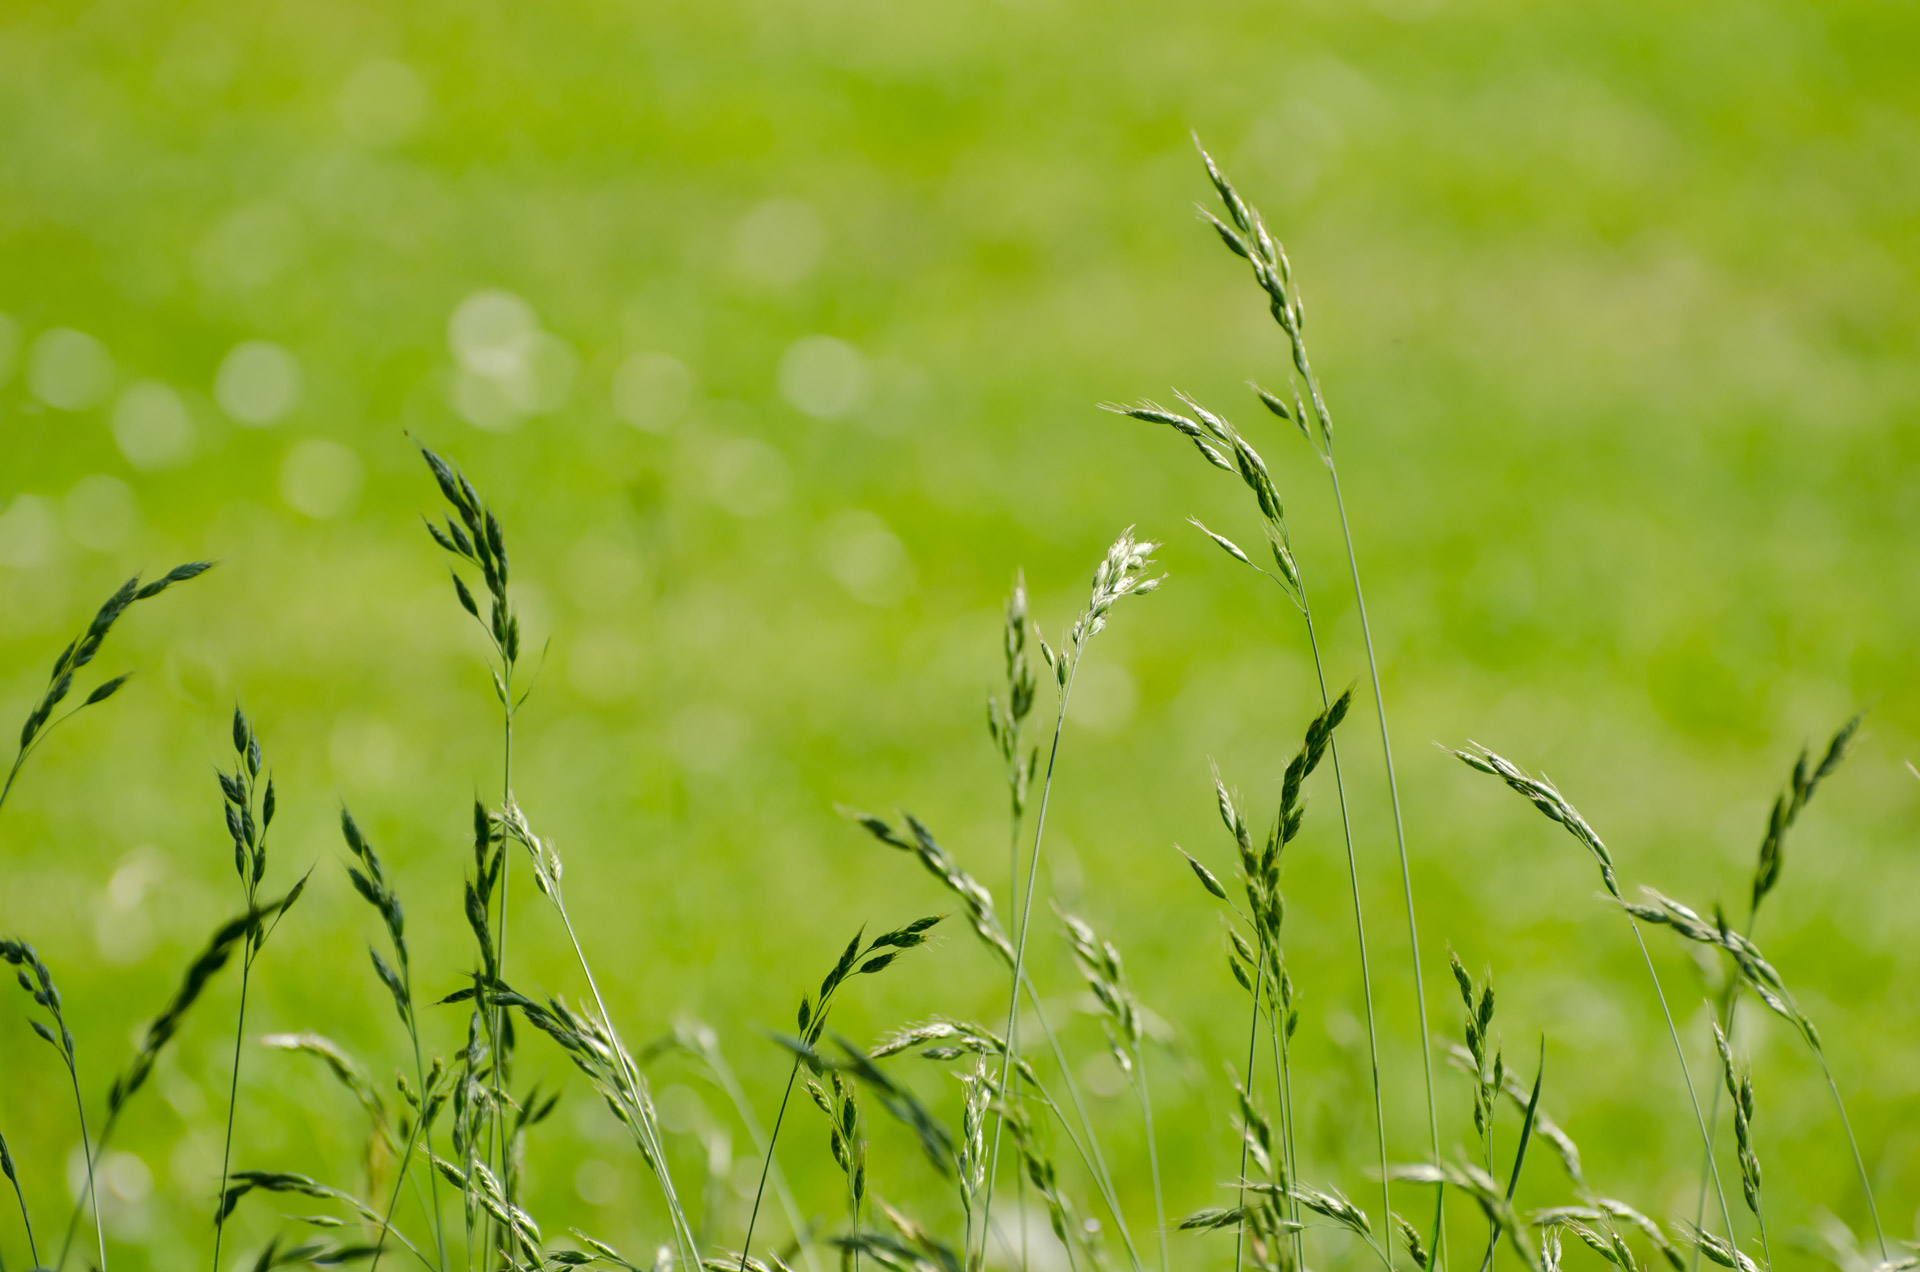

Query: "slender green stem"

xmin=692 ymin=1043 xmax=820 ymax=1272
xmin=1325 ymin=461 xmax=1445 ymax=1268
xmin=408 ymin=1013 xmax=450 ymax=1271
xmin=1814 ymin=1049 xmax=1886 ymax=1261
xmin=740 ymin=1058 xmax=804 ymax=1272
xmin=1693 ymin=901 xmax=1757 ymax=1272
xmin=0 ymin=754 xmax=26 ymax=821
xmin=1018 ymin=974 xmax=1141 ymax=1272
xmin=5 ymin=1151 xmax=38 ymax=1270
xmin=1299 ymin=603 xmax=1390 ymax=1255
xmin=980 ymin=656 xmax=1080 ymax=1258
xmin=1232 ymin=963 xmax=1264 ymax=1272
xmin=1266 ymin=991 xmax=1305 ymax=1272
xmin=489 ymin=693 xmax=515 ymax=1266
xmin=1128 ymin=1042 xmax=1168 ymax=1272
xmin=211 ymin=946 xmax=255 ymax=1272
xmin=369 ymin=1101 xmax=431 ymax=1272
xmin=554 ymin=906 xmax=698 ymax=1270
xmin=67 ymin=1064 xmax=106 ymax=1272
xmin=1010 ymin=823 xmax=1027 ymax=1272
xmin=1752 ymin=1186 xmax=1774 ymax=1272
xmin=371 ymin=958 xmax=449 ymax=1272
xmin=1624 ymin=917 xmax=1737 ymax=1244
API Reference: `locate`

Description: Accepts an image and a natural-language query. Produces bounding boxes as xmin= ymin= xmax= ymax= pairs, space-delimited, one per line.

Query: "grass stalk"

xmin=1326 ymin=463 xmax=1439 ymax=1265
xmin=980 ymin=655 xmax=1077 ymax=1263
xmin=981 ymin=531 xmax=1160 ymax=1268
xmin=1017 ymin=973 xmax=1142 ymax=1271
xmin=1622 ymin=919 xmax=1740 ymax=1245
xmin=2 ymin=1136 xmax=37 ymax=1271
xmin=1232 ymin=964 xmax=1263 ymax=1272
xmin=1300 ymin=606 xmax=1391 ymax=1253
xmin=679 ymin=1028 xmax=821 ymax=1272
xmin=66 ymin=1065 xmax=107 ymax=1272
xmin=211 ymin=952 xmax=253 ymax=1272
xmin=1814 ymin=1051 xmax=1887 ymax=1262
xmin=1180 ymin=139 xmax=1447 ymax=1264
xmin=1127 ymin=1039 xmax=1169 ymax=1272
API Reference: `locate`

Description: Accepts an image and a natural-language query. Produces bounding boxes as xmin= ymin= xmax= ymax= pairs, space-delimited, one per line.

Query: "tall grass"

xmin=0 ymin=147 xmax=1910 ymax=1272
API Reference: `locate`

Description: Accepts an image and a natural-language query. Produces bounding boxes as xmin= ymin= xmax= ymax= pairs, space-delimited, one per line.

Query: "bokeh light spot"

xmin=64 ymin=475 xmax=140 ymax=552
xmin=612 ymin=352 xmax=694 ymax=433
xmin=778 ymin=335 xmax=866 ymax=418
xmin=111 ymin=381 xmax=194 ymax=470
xmin=29 ymin=328 xmax=114 ymax=411
xmin=816 ymin=509 xmax=913 ymax=606
xmin=280 ymin=438 xmax=364 ymax=519
xmin=731 ymin=198 xmax=825 ymax=287
xmin=338 ymin=59 xmax=429 ymax=147
xmin=215 ymin=341 xmax=302 ymax=425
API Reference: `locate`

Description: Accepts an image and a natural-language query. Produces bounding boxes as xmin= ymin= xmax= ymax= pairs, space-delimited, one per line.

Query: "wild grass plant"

xmin=0 ymin=146 xmax=1913 ymax=1272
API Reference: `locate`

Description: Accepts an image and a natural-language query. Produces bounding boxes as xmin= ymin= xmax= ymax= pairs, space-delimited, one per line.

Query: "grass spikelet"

xmin=1449 ymin=742 xmax=1738 ymax=1249
xmin=1388 ymin=1162 xmax=1538 ymax=1272
xmin=1751 ymin=713 xmax=1862 ymax=916
xmin=212 ymin=709 xmax=296 ymax=1272
xmin=1057 ymin=908 xmax=1165 ymax=1272
xmin=1710 ymin=1023 xmax=1766 ymax=1256
xmin=2 ymin=938 xmax=100 ymax=1268
xmin=740 ymin=920 xmax=942 ymax=1272
xmin=1680 ymin=1224 xmax=1760 ymax=1272
xmin=1 ymin=561 xmax=213 ymax=817
xmin=336 ymin=805 xmax=450 ymax=1272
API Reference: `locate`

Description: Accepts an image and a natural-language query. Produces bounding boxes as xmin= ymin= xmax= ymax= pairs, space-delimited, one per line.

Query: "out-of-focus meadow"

xmin=3 ymin=0 xmax=1919 ymax=1265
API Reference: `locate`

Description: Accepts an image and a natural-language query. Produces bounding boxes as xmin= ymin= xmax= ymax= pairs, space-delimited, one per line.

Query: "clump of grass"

xmin=1176 ymin=691 xmax=1350 ymax=1272
xmin=980 ymin=530 xmax=1159 ymax=1270
xmin=4 ymin=155 xmax=1917 ymax=1272
xmin=1182 ymin=139 xmax=1444 ymax=1262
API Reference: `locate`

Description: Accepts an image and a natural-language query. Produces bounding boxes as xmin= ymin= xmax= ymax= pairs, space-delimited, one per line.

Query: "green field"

xmin=3 ymin=0 xmax=1919 ymax=1267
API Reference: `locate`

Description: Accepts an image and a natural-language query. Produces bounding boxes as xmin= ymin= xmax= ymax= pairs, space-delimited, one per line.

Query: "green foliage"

xmin=4 ymin=3 xmax=1920 ymax=1267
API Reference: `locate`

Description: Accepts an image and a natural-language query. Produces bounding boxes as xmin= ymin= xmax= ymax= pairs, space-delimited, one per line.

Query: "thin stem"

xmin=211 ymin=947 xmax=255 ymax=1272
xmin=68 ymin=1064 xmax=106 ymax=1272
xmin=408 ymin=1011 xmax=450 ymax=1272
xmin=1624 ymin=917 xmax=1738 ymax=1244
xmin=555 ymin=906 xmax=699 ymax=1270
xmin=1753 ymin=1188 xmax=1774 ymax=1272
xmin=372 ymin=960 xmax=449 ymax=1272
xmin=1018 ymin=974 xmax=1142 ymax=1271
xmin=1267 ymin=993 xmax=1304 ymax=1272
xmin=0 ymin=753 xmax=27 ymax=821
xmin=1299 ymin=603 xmax=1390 ymax=1255
xmin=489 ymin=693 xmax=515 ymax=1265
xmin=1814 ymin=1049 xmax=1887 ymax=1261
xmin=369 ymin=1101 xmax=430 ymax=1272
xmin=1232 ymin=963 xmax=1264 ymax=1272
xmin=1128 ymin=1042 xmax=1168 ymax=1272
xmin=1010 ymin=821 xmax=1026 ymax=1272
xmin=980 ymin=656 xmax=1080 ymax=1257
xmin=740 ymin=1058 xmax=804 ymax=1272
xmin=7 ymin=1144 xmax=40 ymax=1268
xmin=1326 ymin=462 xmax=1444 ymax=1268
xmin=693 ymin=1044 xmax=820 ymax=1272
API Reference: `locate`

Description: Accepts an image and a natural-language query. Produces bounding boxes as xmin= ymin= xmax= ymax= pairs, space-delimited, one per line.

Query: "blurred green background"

xmin=3 ymin=0 xmax=1919 ymax=1266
